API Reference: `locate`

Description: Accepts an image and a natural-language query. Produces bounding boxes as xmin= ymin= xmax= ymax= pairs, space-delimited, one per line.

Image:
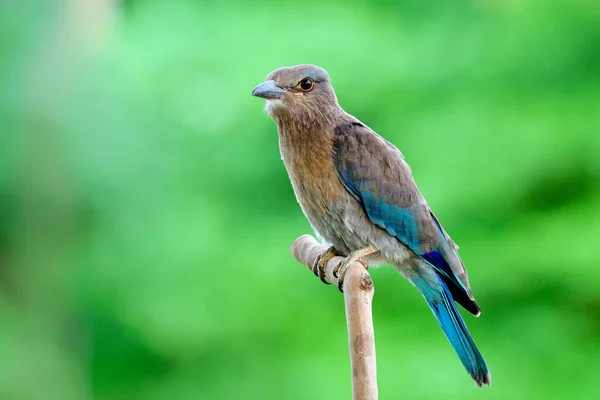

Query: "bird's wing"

xmin=333 ymin=122 xmax=480 ymax=315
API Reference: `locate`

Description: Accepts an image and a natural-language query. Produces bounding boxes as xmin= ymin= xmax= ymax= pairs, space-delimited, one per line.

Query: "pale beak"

xmin=251 ymin=80 xmax=288 ymax=100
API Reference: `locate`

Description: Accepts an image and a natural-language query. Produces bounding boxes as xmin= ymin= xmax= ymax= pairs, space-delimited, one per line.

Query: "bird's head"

xmin=252 ymin=64 xmax=341 ymax=126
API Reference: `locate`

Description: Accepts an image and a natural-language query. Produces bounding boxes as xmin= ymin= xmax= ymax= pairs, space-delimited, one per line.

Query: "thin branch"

xmin=291 ymin=235 xmax=378 ymax=400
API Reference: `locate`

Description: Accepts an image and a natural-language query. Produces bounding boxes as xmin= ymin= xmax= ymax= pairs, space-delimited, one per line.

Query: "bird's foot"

xmin=311 ymin=246 xmax=342 ymax=285
xmin=333 ymin=245 xmax=378 ymax=293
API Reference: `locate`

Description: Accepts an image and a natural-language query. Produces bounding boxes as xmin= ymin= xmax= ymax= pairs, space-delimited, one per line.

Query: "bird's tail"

xmin=417 ymin=275 xmax=491 ymax=387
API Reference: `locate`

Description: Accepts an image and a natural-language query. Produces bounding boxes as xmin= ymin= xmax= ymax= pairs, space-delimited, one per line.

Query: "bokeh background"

xmin=1 ymin=0 xmax=599 ymax=399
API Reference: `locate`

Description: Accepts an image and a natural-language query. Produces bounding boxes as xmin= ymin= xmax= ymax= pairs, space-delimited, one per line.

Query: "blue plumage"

xmin=415 ymin=276 xmax=490 ymax=387
xmin=345 ymin=183 xmax=422 ymax=251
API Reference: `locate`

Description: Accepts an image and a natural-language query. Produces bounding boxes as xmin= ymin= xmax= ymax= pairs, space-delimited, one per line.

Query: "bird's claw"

xmin=333 ymin=258 xmax=367 ymax=293
xmin=311 ymin=246 xmax=341 ymax=285
xmin=332 ymin=259 xmax=347 ymax=292
xmin=333 ymin=246 xmax=377 ymax=293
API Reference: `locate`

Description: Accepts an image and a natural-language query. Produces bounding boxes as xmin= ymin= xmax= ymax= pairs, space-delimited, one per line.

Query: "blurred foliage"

xmin=1 ymin=0 xmax=599 ymax=399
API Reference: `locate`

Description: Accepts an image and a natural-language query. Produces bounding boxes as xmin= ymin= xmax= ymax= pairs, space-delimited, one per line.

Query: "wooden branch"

xmin=291 ymin=235 xmax=378 ymax=400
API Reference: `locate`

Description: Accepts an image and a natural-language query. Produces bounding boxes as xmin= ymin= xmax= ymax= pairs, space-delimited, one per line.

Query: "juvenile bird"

xmin=252 ymin=65 xmax=491 ymax=387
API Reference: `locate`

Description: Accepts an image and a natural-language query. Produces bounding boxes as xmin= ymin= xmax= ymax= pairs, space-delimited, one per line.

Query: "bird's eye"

xmin=298 ymin=78 xmax=314 ymax=92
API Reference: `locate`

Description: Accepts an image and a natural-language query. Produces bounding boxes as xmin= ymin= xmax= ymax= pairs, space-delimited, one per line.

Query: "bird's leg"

xmin=333 ymin=245 xmax=378 ymax=293
xmin=311 ymin=246 xmax=342 ymax=284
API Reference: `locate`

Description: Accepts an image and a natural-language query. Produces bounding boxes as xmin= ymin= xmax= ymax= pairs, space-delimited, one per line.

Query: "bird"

xmin=251 ymin=64 xmax=491 ymax=387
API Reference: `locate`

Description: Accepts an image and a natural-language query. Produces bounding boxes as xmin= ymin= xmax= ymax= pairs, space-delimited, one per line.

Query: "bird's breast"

xmin=278 ymin=132 xmax=343 ymax=217
xmin=277 ymin=127 xmax=352 ymax=239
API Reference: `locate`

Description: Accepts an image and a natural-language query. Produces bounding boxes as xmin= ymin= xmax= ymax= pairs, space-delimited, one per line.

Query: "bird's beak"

xmin=251 ymin=80 xmax=288 ymax=100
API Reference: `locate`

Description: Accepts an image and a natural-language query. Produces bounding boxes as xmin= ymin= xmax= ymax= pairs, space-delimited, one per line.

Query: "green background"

xmin=1 ymin=0 xmax=599 ymax=399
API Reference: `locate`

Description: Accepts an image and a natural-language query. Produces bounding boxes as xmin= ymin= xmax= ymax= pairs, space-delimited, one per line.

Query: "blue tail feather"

xmin=419 ymin=276 xmax=491 ymax=387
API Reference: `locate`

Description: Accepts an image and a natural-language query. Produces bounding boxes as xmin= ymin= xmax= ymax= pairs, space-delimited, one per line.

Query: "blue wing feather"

xmin=333 ymin=122 xmax=480 ymax=315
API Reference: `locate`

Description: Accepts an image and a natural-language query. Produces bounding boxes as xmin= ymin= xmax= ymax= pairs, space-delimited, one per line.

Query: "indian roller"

xmin=252 ymin=64 xmax=491 ymax=387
